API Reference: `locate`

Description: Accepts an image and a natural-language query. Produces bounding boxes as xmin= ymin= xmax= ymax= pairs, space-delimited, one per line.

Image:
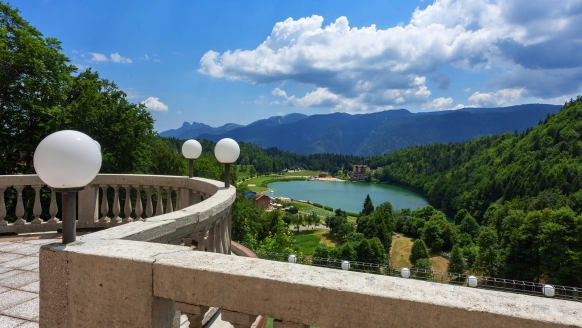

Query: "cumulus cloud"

xmin=141 ymin=97 xmax=168 ymax=112
xmin=422 ymin=97 xmax=454 ymax=110
xmin=88 ymin=53 xmax=108 ymax=63
xmin=468 ymin=88 xmax=524 ymax=106
xmin=111 ymin=53 xmax=132 ymax=64
xmin=198 ymin=0 xmax=582 ymax=111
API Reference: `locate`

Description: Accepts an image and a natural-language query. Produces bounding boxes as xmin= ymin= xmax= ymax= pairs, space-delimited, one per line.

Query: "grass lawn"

xmin=284 ymin=170 xmax=321 ymax=177
xmin=291 ymin=228 xmax=340 ymax=255
xmin=238 ymin=174 xmax=308 ymax=193
xmin=235 ymin=165 xmax=253 ymax=181
xmin=391 ymin=235 xmax=414 ymax=268
xmin=390 ymin=233 xmax=449 ymax=271
xmin=292 ymin=230 xmax=321 ymax=254
xmin=289 ymin=201 xmax=334 ymax=217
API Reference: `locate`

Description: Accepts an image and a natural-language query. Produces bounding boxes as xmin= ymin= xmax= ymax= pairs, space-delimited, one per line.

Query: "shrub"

xmin=313 ymin=203 xmax=323 ymax=208
xmin=324 ymin=206 xmax=333 ymax=211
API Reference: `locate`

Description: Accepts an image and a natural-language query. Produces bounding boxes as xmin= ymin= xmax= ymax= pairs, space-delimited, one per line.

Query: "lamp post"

xmin=214 ymin=138 xmax=240 ymax=188
xmin=33 ymin=130 xmax=102 ymax=244
xmin=182 ymin=139 xmax=202 ymax=178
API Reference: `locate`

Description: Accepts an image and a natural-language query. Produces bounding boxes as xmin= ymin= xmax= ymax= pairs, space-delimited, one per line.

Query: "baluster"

xmin=146 ymin=187 xmax=153 ymax=218
xmin=134 ymin=186 xmax=143 ymax=221
xmin=112 ymin=185 xmax=121 ymax=223
xmin=195 ymin=229 xmax=206 ymax=252
xmin=165 ymin=187 xmax=173 ymax=213
xmin=14 ymin=186 xmax=25 ymax=225
xmin=206 ymin=225 xmax=215 ymax=252
xmin=175 ymin=303 xmax=209 ymax=328
xmin=222 ymin=310 xmax=260 ymax=328
xmin=0 ymin=187 xmax=6 ymax=226
xmin=99 ymin=185 xmax=110 ymax=223
xmin=47 ymin=188 xmax=59 ymax=224
xmin=214 ymin=220 xmax=224 ymax=254
xmin=155 ymin=187 xmax=164 ymax=216
xmin=122 ymin=185 xmax=133 ymax=223
xmin=31 ymin=185 xmax=43 ymax=224
xmin=226 ymin=211 xmax=232 ymax=254
xmin=221 ymin=216 xmax=229 ymax=254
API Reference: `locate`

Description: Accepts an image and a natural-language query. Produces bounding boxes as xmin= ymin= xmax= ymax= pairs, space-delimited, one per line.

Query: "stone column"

xmin=175 ymin=302 xmax=209 ymax=328
xmin=221 ymin=216 xmax=229 ymax=255
xmin=206 ymin=224 xmax=215 ymax=252
xmin=214 ymin=221 xmax=223 ymax=254
xmin=222 ymin=310 xmax=259 ymax=328
xmin=195 ymin=230 xmax=206 ymax=252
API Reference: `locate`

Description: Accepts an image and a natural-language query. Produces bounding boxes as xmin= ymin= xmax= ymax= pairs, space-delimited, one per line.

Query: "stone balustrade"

xmin=0 ymin=174 xmax=216 ymax=235
xmin=12 ymin=174 xmax=578 ymax=328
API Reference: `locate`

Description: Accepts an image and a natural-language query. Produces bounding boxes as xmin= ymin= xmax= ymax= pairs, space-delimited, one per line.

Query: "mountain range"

xmin=159 ymin=104 xmax=562 ymax=156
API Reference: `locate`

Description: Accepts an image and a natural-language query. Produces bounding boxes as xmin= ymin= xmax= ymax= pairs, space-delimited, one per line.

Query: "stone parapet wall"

xmin=40 ymin=238 xmax=582 ymax=328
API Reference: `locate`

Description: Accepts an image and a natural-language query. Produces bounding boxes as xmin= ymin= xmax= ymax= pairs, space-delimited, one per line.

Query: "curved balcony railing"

xmin=1 ymin=174 xmax=224 ymax=238
xmin=14 ymin=173 xmax=579 ymax=328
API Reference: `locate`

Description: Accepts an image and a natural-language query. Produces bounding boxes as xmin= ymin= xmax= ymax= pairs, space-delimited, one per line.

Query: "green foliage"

xmin=459 ymin=215 xmax=481 ymax=240
xmin=355 ymin=237 xmax=387 ymax=264
xmin=323 ymin=205 xmax=333 ymax=211
xmin=332 ymin=242 xmax=357 ymax=261
xmin=476 ymin=227 xmax=500 ymax=277
xmin=447 ymin=245 xmax=467 ymax=274
xmin=361 ymin=194 xmax=374 ymax=216
xmin=313 ymin=244 xmax=332 ymax=258
xmin=258 ymin=219 xmax=294 ymax=254
xmin=414 ymin=258 xmax=433 ymax=278
xmin=409 ymin=239 xmax=430 ymax=266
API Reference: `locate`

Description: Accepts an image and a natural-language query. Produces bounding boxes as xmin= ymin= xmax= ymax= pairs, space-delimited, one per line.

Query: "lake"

xmin=267 ymin=180 xmax=429 ymax=213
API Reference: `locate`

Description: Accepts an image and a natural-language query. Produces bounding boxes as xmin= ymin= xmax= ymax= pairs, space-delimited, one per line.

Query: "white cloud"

xmin=141 ymin=97 xmax=168 ymax=112
xmin=111 ymin=53 xmax=132 ymax=64
xmin=177 ymin=111 xmax=182 ymax=114
xmin=422 ymin=97 xmax=453 ymax=110
xmin=140 ymin=54 xmax=150 ymax=60
xmin=463 ymin=88 xmax=472 ymax=93
xmin=88 ymin=53 xmax=108 ymax=63
xmin=468 ymin=88 xmax=524 ymax=106
xmin=123 ymin=88 xmax=141 ymax=99
xmin=272 ymin=88 xmax=288 ymax=98
xmin=199 ymin=0 xmax=582 ymax=110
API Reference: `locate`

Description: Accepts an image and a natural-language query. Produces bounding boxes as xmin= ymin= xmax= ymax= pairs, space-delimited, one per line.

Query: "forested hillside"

xmin=368 ymin=98 xmax=582 ymax=285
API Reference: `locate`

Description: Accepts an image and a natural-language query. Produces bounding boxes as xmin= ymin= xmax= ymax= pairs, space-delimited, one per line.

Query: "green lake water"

xmin=267 ymin=180 xmax=429 ymax=213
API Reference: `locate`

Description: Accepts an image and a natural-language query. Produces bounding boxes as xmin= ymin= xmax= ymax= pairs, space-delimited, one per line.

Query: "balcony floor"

xmin=0 ymin=232 xmax=63 ymax=328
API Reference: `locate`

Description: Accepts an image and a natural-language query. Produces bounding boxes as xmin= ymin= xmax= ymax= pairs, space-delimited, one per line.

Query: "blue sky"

xmin=10 ymin=0 xmax=582 ymax=132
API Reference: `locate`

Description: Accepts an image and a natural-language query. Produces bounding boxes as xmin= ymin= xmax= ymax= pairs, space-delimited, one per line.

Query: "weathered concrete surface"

xmin=153 ymin=250 xmax=582 ymax=328
xmin=39 ymin=240 xmax=191 ymax=328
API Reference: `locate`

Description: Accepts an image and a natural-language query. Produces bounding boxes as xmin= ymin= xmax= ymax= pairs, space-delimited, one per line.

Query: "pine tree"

xmin=447 ymin=245 xmax=467 ymax=274
xmin=409 ymin=239 xmax=430 ymax=265
xmin=361 ymin=194 xmax=374 ymax=216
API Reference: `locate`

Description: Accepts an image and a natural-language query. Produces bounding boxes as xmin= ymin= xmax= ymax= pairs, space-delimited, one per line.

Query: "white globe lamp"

xmin=467 ymin=275 xmax=478 ymax=287
xmin=401 ymin=267 xmax=411 ymax=278
xmin=182 ymin=140 xmax=202 ymax=178
xmin=288 ymin=254 xmax=297 ymax=263
xmin=34 ymin=130 xmax=102 ymax=243
xmin=94 ymin=140 xmax=101 ymax=151
xmin=214 ymin=138 xmax=240 ymax=188
xmin=542 ymin=284 xmax=555 ymax=297
xmin=341 ymin=260 xmax=350 ymax=271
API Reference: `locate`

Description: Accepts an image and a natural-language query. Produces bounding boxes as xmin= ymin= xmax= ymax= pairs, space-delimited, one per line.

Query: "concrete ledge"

xmin=153 ymin=250 xmax=582 ymax=328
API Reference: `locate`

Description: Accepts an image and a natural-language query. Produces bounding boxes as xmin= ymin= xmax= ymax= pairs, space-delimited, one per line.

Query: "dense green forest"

xmin=364 ymin=98 xmax=582 ymax=285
